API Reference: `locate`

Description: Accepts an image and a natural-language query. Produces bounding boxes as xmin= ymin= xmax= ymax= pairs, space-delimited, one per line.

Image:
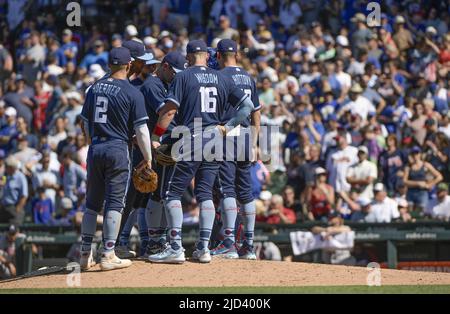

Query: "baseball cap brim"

xmin=172 ymin=66 xmax=183 ymax=73
xmin=146 ymin=59 xmax=161 ymax=65
xmin=136 ymin=52 xmax=154 ymax=61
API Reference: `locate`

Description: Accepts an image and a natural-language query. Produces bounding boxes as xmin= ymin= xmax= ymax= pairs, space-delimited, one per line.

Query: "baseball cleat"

xmin=238 ymin=243 xmax=257 ymax=260
xmin=192 ymin=248 xmax=212 ymax=263
xmin=100 ymin=251 xmax=132 ymax=271
xmin=210 ymin=242 xmax=239 ymax=259
xmin=115 ymin=245 xmax=137 ymax=259
xmin=79 ymin=250 xmax=96 ymax=270
xmin=148 ymin=246 xmax=185 ymax=264
xmin=137 ymin=242 xmax=168 ymax=260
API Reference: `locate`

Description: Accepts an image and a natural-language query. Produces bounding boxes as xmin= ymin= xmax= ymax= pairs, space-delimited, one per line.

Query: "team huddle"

xmin=78 ymin=37 xmax=260 ymax=271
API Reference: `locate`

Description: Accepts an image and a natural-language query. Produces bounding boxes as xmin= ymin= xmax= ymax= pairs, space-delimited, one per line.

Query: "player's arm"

xmin=80 ymin=89 xmax=92 ymax=144
xmin=152 ymin=101 xmax=178 ymax=147
xmin=250 ymin=80 xmax=261 ymax=157
xmin=152 ymin=75 xmax=182 ymax=146
xmin=132 ymin=93 xmax=152 ymax=163
xmin=221 ymin=94 xmax=254 ymax=133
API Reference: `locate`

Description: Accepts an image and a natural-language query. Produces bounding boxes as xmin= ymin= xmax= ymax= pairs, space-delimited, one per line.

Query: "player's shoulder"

xmin=221 ymin=66 xmax=250 ymax=76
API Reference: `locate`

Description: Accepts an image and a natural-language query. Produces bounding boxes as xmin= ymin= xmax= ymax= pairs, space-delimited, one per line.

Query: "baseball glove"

xmin=155 ymin=144 xmax=176 ymax=166
xmin=132 ymin=160 xmax=158 ymax=193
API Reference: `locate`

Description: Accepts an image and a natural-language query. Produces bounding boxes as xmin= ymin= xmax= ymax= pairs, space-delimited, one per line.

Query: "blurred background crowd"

xmin=0 ymin=0 xmax=449 ymax=243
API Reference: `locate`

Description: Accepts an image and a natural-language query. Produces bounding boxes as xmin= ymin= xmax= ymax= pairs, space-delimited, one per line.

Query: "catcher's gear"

xmin=155 ymin=144 xmax=176 ymax=166
xmin=132 ymin=160 xmax=158 ymax=193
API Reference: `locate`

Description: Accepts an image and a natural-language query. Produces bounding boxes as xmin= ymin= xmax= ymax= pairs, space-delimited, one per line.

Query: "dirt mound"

xmin=2 ymin=259 xmax=450 ymax=289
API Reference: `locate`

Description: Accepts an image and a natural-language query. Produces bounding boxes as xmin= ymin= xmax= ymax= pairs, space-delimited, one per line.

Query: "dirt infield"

xmin=2 ymin=259 xmax=450 ymax=289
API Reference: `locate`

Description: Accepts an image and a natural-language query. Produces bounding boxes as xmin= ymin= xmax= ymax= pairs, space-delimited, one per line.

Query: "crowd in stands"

xmin=0 ymin=0 xmax=449 ymax=232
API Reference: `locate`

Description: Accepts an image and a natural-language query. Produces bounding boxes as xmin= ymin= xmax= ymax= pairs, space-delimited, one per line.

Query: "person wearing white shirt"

xmin=439 ymin=112 xmax=450 ymax=139
xmin=327 ymin=130 xmax=358 ymax=193
xmin=427 ymin=183 xmax=450 ymax=221
xmin=365 ymin=183 xmax=400 ymax=223
xmin=338 ymin=83 xmax=376 ymax=122
xmin=346 ymin=146 xmax=378 ymax=199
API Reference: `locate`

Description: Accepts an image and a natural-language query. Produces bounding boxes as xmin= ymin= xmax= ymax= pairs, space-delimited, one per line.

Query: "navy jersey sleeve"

xmin=161 ymin=73 xmax=184 ymax=111
xmin=80 ymin=88 xmax=93 ymax=122
xmin=131 ymin=90 xmax=149 ymax=128
xmin=251 ymin=78 xmax=261 ymax=111
xmin=141 ymin=80 xmax=167 ymax=113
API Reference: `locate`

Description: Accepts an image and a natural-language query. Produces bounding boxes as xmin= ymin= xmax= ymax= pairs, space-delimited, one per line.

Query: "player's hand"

xmin=152 ymin=141 xmax=161 ymax=149
xmin=144 ymin=159 xmax=152 ymax=170
xmin=216 ymin=125 xmax=227 ymax=136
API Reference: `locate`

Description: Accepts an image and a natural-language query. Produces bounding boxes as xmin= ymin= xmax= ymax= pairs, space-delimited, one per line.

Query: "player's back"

xmin=82 ymin=77 xmax=145 ymax=142
xmin=220 ymin=66 xmax=260 ymax=127
xmin=169 ymin=66 xmax=235 ymax=132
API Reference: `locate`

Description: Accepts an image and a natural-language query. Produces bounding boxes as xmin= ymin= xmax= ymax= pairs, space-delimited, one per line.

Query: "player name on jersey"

xmin=90 ymin=81 xmax=121 ymax=97
xmin=194 ymin=72 xmax=219 ymax=84
xmin=231 ymin=74 xmax=253 ymax=86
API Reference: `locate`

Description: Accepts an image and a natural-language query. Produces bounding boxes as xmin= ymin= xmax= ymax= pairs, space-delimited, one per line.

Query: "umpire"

xmin=79 ymin=47 xmax=153 ymax=271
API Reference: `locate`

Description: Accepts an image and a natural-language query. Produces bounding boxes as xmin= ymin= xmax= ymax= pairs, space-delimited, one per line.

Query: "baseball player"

xmin=210 ymin=39 xmax=261 ymax=260
xmin=148 ymin=39 xmax=255 ymax=264
xmin=139 ymin=51 xmax=187 ymax=258
xmin=79 ymin=47 xmax=153 ymax=271
xmin=115 ymin=40 xmax=160 ymax=259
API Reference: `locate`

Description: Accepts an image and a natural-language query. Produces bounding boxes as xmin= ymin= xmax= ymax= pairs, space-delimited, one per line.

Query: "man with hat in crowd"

xmin=58 ymin=28 xmax=78 ymax=66
xmin=338 ymin=83 xmax=376 ymax=123
xmin=365 ymin=183 xmax=400 ymax=223
xmin=3 ymin=74 xmax=34 ymax=128
xmin=0 ymin=106 xmax=18 ymax=153
xmin=346 ymin=145 xmax=378 ymax=199
xmin=427 ymin=183 xmax=450 ymax=221
xmin=326 ymin=128 xmax=358 ymax=193
xmin=79 ymin=40 xmax=109 ymax=75
xmin=393 ymin=15 xmax=414 ymax=53
xmin=0 ymin=157 xmax=28 ymax=225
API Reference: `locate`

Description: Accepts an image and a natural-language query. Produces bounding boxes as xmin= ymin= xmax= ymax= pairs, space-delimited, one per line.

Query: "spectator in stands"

xmin=346 ymin=146 xmax=378 ymax=199
xmin=61 ymin=150 xmax=87 ymax=204
xmin=282 ymin=185 xmax=304 ymax=221
xmin=327 ymin=129 xmax=358 ymax=193
xmin=0 ymin=225 xmax=25 ymax=279
xmin=403 ymin=146 xmax=443 ymax=214
xmin=265 ymin=194 xmax=296 ymax=224
xmin=0 ymin=157 xmax=28 ymax=225
xmin=365 ymin=183 xmax=400 ymax=223
xmin=378 ymin=134 xmax=406 ymax=195
xmin=32 ymin=187 xmax=55 ymax=225
xmin=307 ymin=167 xmax=334 ymax=221
xmin=19 ymin=31 xmax=46 ymax=83
xmin=31 ymin=152 xmax=60 ymax=206
xmin=0 ymin=107 xmax=18 ymax=153
xmin=3 ymin=75 xmax=34 ymax=128
xmin=78 ymin=40 xmax=108 ymax=75
xmin=427 ymin=183 xmax=450 ymax=221
xmin=350 ymin=198 xmax=371 ymax=222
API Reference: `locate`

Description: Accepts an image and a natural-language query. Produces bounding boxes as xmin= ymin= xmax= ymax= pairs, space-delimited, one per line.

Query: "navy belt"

xmin=91 ymin=136 xmax=128 ymax=145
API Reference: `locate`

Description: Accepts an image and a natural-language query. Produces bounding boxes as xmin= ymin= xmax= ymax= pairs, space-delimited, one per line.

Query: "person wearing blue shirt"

xmin=32 ymin=187 xmax=54 ymax=224
xmin=0 ymin=157 xmax=28 ymax=225
xmin=79 ymin=40 xmax=108 ymax=73
xmin=57 ymin=29 xmax=78 ymax=66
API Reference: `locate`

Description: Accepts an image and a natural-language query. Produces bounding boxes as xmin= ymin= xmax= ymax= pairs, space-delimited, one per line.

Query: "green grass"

xmin=1 ymin=285 xmax=450 ymax=294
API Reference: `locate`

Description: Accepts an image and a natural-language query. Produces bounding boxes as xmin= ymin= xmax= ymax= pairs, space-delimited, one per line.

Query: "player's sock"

xmin=137 ymin=207 xmax=148 ymax=255
xmin=221 ymin=197 xmax=237 ymax=247
xmin=242 ymin=201 xmax=256 ymax=246
xmin=81 ymin=209 xmax=98 ymax=252
xmin=146 ymin=199 xmax=164 ymax=246
xmin=118 ymin=208 xmax=136 ymax=246
xmin=159 ymin=206 xmax=168 ymax=244
xmin=165 ymin=200 xmax=183 ymax=251
xmin=197 ymin=200 xmax=215 ymax=250
xmin=103 ymin=210 xmax=122 ymax=253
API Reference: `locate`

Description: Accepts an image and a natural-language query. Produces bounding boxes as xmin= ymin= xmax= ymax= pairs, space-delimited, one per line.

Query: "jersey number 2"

xmin=199 ymin=87 xmax=217 ymax=113
xmin=94 ymin=96 xmax=108 ymax=123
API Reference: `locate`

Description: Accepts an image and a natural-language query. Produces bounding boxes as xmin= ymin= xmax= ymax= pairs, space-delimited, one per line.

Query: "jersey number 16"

xmin=199 ymin=86 xmax=217 ymax=113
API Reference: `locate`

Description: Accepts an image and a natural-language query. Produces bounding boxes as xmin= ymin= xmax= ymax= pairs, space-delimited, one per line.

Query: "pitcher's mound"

xmin=2 ymin=259 xmax=450 ymax=289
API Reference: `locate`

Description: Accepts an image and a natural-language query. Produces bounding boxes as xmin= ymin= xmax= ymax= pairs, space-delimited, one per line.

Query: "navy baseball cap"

xmin=109 ymin=47 xmax=131 ymax=65
xmin=122 ymin=40 xmax=148 ymax=61
xmin=162 ymin=51 xmax=187 ymax=73
xmin=186 ymin=40 xmax=208 ymax=53
xmin=411 ymin=146 xmax=422 ymax=154
xmin=217 ymin=39 xmax=237 ymax=53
